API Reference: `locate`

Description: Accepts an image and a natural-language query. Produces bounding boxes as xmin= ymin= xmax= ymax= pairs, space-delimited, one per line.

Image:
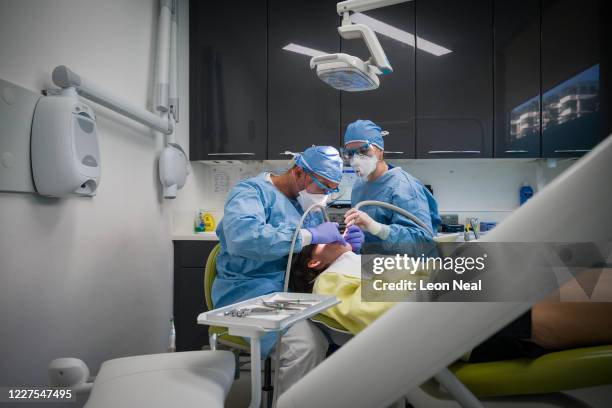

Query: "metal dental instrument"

xmin=261 ymin=301 xmax=309 ymax=311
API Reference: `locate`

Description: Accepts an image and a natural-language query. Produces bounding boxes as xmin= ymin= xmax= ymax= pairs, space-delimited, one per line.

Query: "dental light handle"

xmin=355 ymin=200 xmax=434 ymax=236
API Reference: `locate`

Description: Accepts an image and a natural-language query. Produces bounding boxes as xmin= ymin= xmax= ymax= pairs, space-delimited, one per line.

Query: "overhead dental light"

xmin=310 ymin=0 xmax=411 ymax=91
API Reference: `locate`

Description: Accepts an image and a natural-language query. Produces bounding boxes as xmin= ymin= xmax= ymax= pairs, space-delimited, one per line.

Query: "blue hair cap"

xmin=344 ymin=119 xmax=384 ymax=150
xmin=295 ymin=145 xmax=343 ymax=183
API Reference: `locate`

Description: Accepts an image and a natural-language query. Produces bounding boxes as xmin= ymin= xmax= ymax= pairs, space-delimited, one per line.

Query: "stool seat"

xmin=85 ymin=350 xmax=235 ymax=408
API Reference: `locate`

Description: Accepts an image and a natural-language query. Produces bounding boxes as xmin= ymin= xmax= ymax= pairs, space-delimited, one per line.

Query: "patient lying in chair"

xmin=291 ymin=241 xmax=394 ymax=334
xmin=291 ymin=242 xmax=612 ymax=362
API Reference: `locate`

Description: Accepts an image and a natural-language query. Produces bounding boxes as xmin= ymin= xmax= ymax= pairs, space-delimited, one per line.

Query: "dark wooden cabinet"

xmin=541 ymin=0 xmax=606 ymax=157
xmin=173 ymin=240 xmax=217 ymax=351
xmin=494 ymin=0 xmax=541 ymax=158
xmin=267 ymin=0 xmax=341 ymax=159
xmin=340 ymin=1 xmax=416 ymax=159
xmin=189 ymin=0 xmax=268 ymax=160
xmin=189 ymin=0 xmax=607 ymax=161
xmin=415 ymin=0 xmax=493 ymax=158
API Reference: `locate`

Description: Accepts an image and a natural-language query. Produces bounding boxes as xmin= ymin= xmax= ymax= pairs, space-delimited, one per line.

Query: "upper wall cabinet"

xmin=268 ymin=0 xmax=341 ymax=159
xmin=189 ymin=1 xmax=267 ymax=160
xmin=541 ymin=0 xmax=606 ymax=157
xmin=340 ymin=1 xmax=416 ymax=159
xmin=415 ymin=0 xmax=493 ymax=158
xmin=494 ymin=0 xmax=541 ymax=158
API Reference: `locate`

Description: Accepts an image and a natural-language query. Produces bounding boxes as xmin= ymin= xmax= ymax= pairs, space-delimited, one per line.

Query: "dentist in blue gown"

xmin=212 ymin=145 xmax=364 ymax=395
xmin=343 ymin=120 xmax=441 ymax=251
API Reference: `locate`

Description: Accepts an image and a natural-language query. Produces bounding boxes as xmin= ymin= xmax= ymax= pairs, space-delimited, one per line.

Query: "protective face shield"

xmin=342 ymin=142 xmax=373 ymax=161
xmin=350 ymin=154 xmax=378 ymax=181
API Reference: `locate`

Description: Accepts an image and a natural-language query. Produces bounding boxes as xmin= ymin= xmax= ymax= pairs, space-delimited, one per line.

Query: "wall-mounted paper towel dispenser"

xmin=31 ymin=88 xmax=100 ymax=197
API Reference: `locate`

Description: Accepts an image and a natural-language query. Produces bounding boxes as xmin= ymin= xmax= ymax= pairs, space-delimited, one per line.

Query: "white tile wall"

xmin=173 ymin=158 xmax=576 ymax=232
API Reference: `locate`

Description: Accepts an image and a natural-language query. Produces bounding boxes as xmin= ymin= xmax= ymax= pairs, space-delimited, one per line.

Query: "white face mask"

xmin=350 ymin=155 xmax=378 ymax=180
xmin=297 ymin=190 xmax=329 ymax=211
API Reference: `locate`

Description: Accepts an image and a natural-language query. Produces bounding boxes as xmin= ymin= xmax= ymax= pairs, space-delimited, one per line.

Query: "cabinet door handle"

xmin=207 ymin=152 xmax=256 ymax=156
xmin=279 ymin=151 xmax=303 ymax=156
xmin=384 ymin=151 xmax=405 ymax=155
xmin=504 ymin=150 xmax=529 ymax=153
xmin=553 ymin=149 xmax=590 ymax=153
xmin=428 ymin=150 xmax=481 ymax=154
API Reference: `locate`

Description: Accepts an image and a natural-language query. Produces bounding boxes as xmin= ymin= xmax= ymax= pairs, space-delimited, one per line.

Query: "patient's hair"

xmin=289 ymin=244 xmax=323 ymax=293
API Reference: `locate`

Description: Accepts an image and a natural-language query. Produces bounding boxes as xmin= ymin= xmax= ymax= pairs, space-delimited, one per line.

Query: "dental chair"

xmin=204 ymin=243 xmax=275 ymax=407
xmin=423 ymin=344 xmax=612 ymax=401
xmin=309 ymin=242 xmax=612 ymax=407
xmin=84 ymin=350 xmax=235 ymax=408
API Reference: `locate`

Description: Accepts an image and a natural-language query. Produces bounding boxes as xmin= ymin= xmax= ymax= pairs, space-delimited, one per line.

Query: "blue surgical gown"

xmin=212 ymin=173 xmax=321 ymax=356
xmin=351 ymin=166 xmax=441 ymax=251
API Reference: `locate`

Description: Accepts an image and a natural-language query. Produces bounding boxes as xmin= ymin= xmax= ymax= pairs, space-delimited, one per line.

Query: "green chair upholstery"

xmin=205 ymin=243 xmax=276 ymax=406
xmin=422 ymin=344 xmax=612 ymax=399
xmin=204 ymin=243 xmax=249 ymax=350
xmin=310 ymin=313 xmax=351 ymax=333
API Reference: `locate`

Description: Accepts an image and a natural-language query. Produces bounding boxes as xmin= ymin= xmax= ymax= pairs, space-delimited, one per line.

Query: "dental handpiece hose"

xmin=283 ymin=203 xmax=330 ymax=295
xmin=354 ymin=200 xmax=434 ymax=236
xmin=271 ymin=203 xmax=330 ymax=408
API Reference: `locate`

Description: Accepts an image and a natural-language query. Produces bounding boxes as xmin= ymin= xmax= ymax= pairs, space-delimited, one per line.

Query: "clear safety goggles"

xmin=304 ymin=168 xmax=340 ymax=194
xmin=341 ymin=142 xmax=373 ymax=160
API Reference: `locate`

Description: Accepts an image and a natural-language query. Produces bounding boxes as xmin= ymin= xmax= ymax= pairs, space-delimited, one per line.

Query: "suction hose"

xmin=355 ymin=200 xmax=434 ymax=236
xmin=272 ymin=203 xmax=329 ymax=408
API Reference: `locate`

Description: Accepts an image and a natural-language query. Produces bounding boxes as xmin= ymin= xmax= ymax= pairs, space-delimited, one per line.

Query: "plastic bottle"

xmin=520 ymin=183 xmax=534 ymax=205
xmin=168 ymin=317 xmax=176 ymax=352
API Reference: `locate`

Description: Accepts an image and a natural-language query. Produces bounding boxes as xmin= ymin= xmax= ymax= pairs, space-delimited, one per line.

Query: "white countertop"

xmin=172 ymin=232 xmax=218 ymax=241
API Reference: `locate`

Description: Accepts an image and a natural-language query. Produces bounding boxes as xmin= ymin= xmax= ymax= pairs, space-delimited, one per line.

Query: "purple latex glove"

xmin=344 ymin=224 xmax=364 ymax=253
xmin=307 ymin=222 xmax=346 ymax=245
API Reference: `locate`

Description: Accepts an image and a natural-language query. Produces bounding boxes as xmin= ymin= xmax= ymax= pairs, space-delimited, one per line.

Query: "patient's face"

xmin=308 ymin=242 xmax=352 ymax=270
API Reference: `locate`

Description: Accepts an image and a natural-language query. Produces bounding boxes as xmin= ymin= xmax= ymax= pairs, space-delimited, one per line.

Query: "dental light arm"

xmin=311 ymin=0 xmax=410 ymax=91
xmin=337 ymin=24 xmax=391 ymax=74
xmin=336 ymin=0 xmax=409 ymax=14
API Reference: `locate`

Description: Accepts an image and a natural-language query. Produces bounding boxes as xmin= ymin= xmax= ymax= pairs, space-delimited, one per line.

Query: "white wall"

xmin=174 ymin=158 xmax=575 ymax=231
xmin=398 ymin=158 xmax=575 ymax=223
xmin=0 ymin=0 xmax=178 ymax=391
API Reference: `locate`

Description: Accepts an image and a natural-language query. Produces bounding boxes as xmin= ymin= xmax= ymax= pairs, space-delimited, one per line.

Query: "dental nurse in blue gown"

xmin=212 ymin=145 xmax=364 ymax=395
xmin=343 ymin=120 xmax=441 ymax=251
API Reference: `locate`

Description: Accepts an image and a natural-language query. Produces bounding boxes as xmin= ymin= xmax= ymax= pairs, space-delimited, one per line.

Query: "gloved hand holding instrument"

xmin=344 ymin=208 xmax=390 ymax=239
xmin=307 ymin=222 xmax=347 ymax=245
xmin=343 ymin=224 xmax=364 ymax=253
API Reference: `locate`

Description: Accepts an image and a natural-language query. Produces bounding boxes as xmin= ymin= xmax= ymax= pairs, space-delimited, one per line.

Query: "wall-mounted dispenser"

xmin=31 ymin=87 xmax=100 ymax=196
xmin=159 ymin=143 xmax=190 ymax=199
